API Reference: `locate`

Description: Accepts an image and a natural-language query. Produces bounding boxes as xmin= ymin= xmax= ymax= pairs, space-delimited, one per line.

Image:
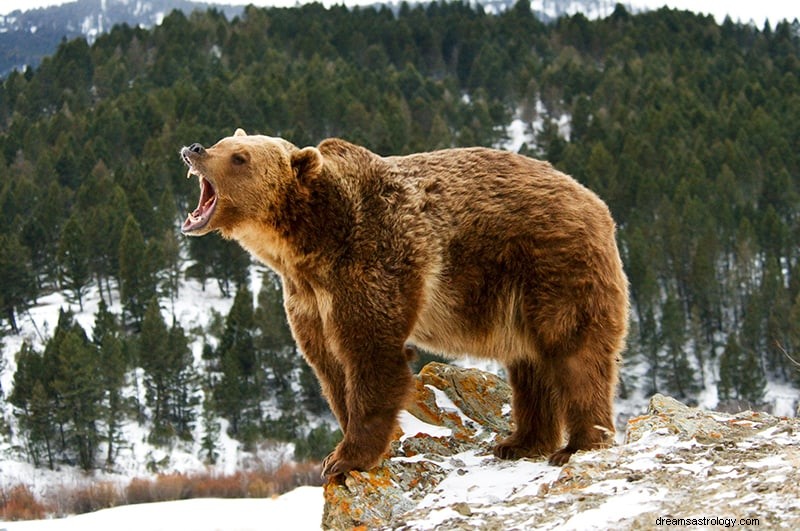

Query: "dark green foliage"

xmin=10 ymin=343 xmax=55 ymax=468
xmin=186 ymin=236 xmax=250 ymax=297
xmin=57 ymin=213 xmax=91 ymax=310
xmin=139 ymin=297 xmax=197 ymax=443
xmin=52 ymin=328 xmax=103 ymax=470
xmin=294 ymin=425 xmax=342 ymax=462
xmin=10 ymin=311 xmax=107 ymax=470
xmin=93 ymin=300 xmax=128 ymax=466
xmin=211 ymin=286 xmax=260 ymax=440
xmin=200 ymin=388 xmax=220 ymax=465
xmin=718 ymin=332 xmax=767 ymax=407
xmin=119 ymin=216 xmax=158 ymax=329
xmin=0 ymin=232 xmax=37 ymax=332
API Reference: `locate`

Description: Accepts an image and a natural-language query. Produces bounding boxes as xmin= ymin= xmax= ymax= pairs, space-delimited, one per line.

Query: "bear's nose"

xmin=188 ymin=143 xmax=205 ymax=154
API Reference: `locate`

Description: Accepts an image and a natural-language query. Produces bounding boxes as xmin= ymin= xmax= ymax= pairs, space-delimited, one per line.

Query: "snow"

xmin=560 ymin=485 xmax=666 ymax=530
xmin=502 ymin=118 xmax=534 ymax=153
xmin=416 ymin=451 xmax=559 ymax=507
xmin=500 ymin=101 xmax=572 ymax=154
xmin=2 ymin=486 xmax=325 ymax=531
xmin=397 ymin=410 xmax=452 ymax=441
xmin=398 ymin=449 xmax=562 ymax=529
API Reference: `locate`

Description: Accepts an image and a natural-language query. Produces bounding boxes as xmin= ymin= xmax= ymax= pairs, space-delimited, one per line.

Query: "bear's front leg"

xmin=320 ymin=293 xmax=415 ymax=478
xmin=283 ymin=279 xmax=351 ymax=431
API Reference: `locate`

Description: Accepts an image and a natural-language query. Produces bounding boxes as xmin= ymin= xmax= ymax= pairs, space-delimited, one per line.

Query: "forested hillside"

xmin=0 ymin=1 xmax=798 ymax=475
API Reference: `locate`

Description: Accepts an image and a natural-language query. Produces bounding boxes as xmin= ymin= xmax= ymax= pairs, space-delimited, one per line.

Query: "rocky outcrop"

xmin=322 ymin=362 xmax=800 ymax=530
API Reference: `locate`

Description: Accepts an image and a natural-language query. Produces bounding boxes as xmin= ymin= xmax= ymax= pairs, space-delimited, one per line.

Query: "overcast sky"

xmin=1 ymin=0 xmax=797 ymax=27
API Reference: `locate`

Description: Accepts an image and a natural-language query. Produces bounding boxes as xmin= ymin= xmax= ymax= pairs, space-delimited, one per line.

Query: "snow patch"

xmin=2 ymin=486 xmax=324 ymax=531
xmin=561 ymin=485 xmax=666 ymax=530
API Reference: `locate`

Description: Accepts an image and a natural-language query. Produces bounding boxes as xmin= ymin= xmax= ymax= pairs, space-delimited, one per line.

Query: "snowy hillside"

xmin=0 ymin=0 xmax=244 ymax=75
xmin=0 ymin=266 xmax=306 ymax=501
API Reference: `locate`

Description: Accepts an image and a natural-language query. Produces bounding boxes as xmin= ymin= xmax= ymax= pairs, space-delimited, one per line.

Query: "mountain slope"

xmin=0 ymin=0 xmax=243 ymax=75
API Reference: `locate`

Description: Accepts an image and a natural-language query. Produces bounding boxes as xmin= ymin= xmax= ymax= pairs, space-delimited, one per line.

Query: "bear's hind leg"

xmin=494 ymin=359 xmax=564 ymax=460
xmin=547 ymin=345 xmax=617 ymax=465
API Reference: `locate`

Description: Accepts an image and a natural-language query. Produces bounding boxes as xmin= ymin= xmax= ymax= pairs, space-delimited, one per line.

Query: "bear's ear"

xmin=291 ymin=147 xmax=323 ymax=184
xmin=234 ymin=128 xmax=247 ymax=137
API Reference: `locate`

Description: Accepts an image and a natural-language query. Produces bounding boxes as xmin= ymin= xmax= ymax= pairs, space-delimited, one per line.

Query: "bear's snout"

xmin=181 ymin=143 xmax=205 ymax=168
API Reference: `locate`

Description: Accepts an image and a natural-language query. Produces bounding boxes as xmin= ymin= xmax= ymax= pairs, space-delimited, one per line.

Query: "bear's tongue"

xmin=182 ymin=177 xmax=217 ymax=233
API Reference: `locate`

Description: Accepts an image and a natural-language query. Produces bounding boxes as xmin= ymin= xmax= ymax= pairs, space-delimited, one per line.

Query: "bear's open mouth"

xmin=182 ymin=175 xmax=217 ymax=234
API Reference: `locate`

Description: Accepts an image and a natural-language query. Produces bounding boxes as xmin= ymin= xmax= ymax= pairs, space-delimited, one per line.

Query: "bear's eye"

xmin=231 ymin=153 xmax=248 ymax=165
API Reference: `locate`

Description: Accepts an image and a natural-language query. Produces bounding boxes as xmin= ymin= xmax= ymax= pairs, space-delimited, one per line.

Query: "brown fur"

xmin=180 ymin=130 xmax=629 ymax=476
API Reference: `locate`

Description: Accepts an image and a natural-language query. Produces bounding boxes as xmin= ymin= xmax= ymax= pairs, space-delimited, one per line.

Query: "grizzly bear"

xmin=180 ymin=129 xmax=629 ymax=477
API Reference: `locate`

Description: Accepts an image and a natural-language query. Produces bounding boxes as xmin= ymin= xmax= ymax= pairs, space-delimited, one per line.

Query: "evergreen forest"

xmin=0 ymin=1 xmax=798 ymax=472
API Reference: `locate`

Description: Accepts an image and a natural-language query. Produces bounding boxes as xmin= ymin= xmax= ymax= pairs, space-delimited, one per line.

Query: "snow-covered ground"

xmin=2 ymin=486 xmax=324 ymax=531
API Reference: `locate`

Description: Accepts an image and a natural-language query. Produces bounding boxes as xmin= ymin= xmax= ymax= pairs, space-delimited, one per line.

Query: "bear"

xmin=180 ymin=129 xmax=629 ymax=477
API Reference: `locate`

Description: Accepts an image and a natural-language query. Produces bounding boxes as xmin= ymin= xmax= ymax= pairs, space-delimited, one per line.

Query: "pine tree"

xmin=0 ymin=232 xmax=36 ymax=332
xmin=660 ymin=291 xmax=698 ymax=399
xmin=160 ymin=227 xmax=183 ymax=309
xmin=98 ymin=333 xmax=127 ymax=466
xmin=139 ymin=297 xmax=172 ymax=442
xmin=29 ymin=380 xmax=57 ymax=469
xmin=40 ymin=310 xmax=87 ymax=458
xmin=210 ymin=240 xmax=251 ymax=298
xmin=718 ymin=332 xmax=766 ymax=407
xmin=138 ymin=297 xmax=197 ymax=443
xmin=739 ymin=346 xmax=767 ymax=406
xmin=718 ymin=333 xmax=741 ymax=402
xmin=92 ymin=300 xmax=127 ymax=466
xmin=57 ymin=213 xmax=91 ymax=310
xmin=119 ymin=215 xmax=155 ymax=329
xmin=213 ymin=287 xmax=260 ymax=442
xmin=53 ymin=329 xmax=102 ymax=470
xmin=9 ymin=343 xmax=55 ymax=468
xmin=166 ymin=319 xmax=198 ymax=440
xmin=76 ymin=162 xmax=129 ymax=305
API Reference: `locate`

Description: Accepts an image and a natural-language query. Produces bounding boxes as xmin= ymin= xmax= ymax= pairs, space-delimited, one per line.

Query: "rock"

xmin=321 ymin=362 xmax=511 ymax=529
xmin=321 ymin=364 xmax=800 ymax=530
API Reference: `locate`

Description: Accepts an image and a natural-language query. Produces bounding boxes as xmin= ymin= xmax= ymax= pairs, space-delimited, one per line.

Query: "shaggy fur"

xmin=180 ymin=130 xmax=629 ymax=476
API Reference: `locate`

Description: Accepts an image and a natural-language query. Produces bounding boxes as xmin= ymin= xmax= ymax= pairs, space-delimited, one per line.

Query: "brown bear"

xmin=180 ymin=129 xmax=629 ymax=477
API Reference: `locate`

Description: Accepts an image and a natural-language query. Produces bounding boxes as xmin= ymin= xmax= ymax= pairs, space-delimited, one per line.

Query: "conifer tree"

xmin=660 ymin=291 xmax=699 ymax=399
xmin=200 ymin=388 xmax=220 ymax=465
xmin=98 ymin=333 xmax=127 ymax=465
xmin=92 ymin=300 xmax=127 ymax=466
xmin=718 ymin=332 xmax=766 ymax=407
xmin=119 ymin=215 xmax=155 ymax=329
xmin=53 ymin=329 xmax=102 ymax=470
xmin=166 ymin=318 xmax=198 ymax=440
xmin=9 ymin=343 xmax=55 ymax=468
xmin=139 ymin=297 xmax=171 ymax=442
xmin=160 ymin=227 xmax=183 ymax=308
xmin=0 ymin=232 xmax=36 ymax=332
xmin=57 ymin=213 xmax=91 ymax=310
xmin=213 ymin=287 xmax=260 ymax=442
xmin=718 ymin=333 xmax=741 ymax=403
xmin=255 ymin=275 xmax=303 ymax=423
